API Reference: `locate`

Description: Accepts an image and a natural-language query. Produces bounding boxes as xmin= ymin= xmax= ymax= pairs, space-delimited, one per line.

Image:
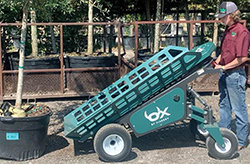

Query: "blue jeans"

xmin=218 ymin=68 xmax=249 ymax=146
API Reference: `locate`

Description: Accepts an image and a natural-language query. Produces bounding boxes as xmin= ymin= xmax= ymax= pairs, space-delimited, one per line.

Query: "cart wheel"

xmin=206 ymin=128 xmax=238 ymax=159
xmin=189 ymin=119 xmax=209 ymax=141
xmin=93 ymin=123 xmax=132 ymax=162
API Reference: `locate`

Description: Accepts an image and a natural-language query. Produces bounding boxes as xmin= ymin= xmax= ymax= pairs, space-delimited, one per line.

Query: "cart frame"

xmin=64 ymin=42 xmax=238 ymax=161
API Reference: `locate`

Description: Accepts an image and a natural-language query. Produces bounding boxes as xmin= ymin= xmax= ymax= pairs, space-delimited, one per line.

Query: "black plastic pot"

xmin=0 ymin=111 xmax=52 ymax=161
xmin=9 ymin=57 xmax=60 ymax=70
xmin=64 ymin=53 xmax=117 ymax=68
xmin=138 ymin=49 xmax=155 ymax=62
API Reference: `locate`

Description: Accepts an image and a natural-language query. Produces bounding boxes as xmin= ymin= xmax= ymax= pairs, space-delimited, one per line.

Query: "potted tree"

xmin=0 ymin=1 xmax=52 ymax=161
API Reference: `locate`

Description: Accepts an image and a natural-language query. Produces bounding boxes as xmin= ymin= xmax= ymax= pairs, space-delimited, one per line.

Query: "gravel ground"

xmin=1 ymin=87 xmax=250 ymax=164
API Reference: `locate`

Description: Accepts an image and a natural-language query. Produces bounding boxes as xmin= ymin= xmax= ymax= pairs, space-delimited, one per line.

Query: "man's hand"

xmin=214 ymin=64 xmax=224 ymax=70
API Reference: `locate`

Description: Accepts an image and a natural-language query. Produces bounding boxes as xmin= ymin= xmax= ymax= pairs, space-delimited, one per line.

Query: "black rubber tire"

xmin=93 ymin=124 xmax=132 ymax=162
xmin=189 ymin=119 xmax=209 ymax=141
xmin=206 ymin=128 xmax=238 ymax=159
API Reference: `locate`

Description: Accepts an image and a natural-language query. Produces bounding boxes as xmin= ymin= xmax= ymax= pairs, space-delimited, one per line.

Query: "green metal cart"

xmin=64 ymin=42 xmax=238 ymax=162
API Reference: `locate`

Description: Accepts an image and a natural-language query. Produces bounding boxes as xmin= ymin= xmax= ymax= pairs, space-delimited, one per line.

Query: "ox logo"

xmin=195 ymin=47 xmax=204 ymax=52
xmin=144 ymin=106 xmax=171 ymax=122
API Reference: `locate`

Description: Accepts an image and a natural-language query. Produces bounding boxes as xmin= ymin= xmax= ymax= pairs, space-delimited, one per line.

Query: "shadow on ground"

xmin=44 ymin=134 xmax=69 ymax=154
xmin=131 ymin=125 xmax=201 ymax=150
xmin=73 ymin=124 xmax=202 ymax=161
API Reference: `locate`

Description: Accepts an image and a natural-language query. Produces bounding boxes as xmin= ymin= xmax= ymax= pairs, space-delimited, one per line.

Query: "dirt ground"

xmin=0 ymin=87 xmax=250 ymax=164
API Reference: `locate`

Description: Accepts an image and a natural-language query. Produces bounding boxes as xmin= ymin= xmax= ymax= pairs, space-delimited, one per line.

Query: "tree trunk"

xmin=213 ymin=0 xmax=220 ymax=50
xmin=15 ymin=3 xmax=29 ymax=110
xmin=87 ymin=0 xmax=94 ymax=55
xmin=145 ymin=0 xmax=153 ymax=51
xmin=184 ymin=0 xmax=190 ymax=49
xmin=108 ymin=22 xmax=114 ymax=53
xmin=175 ymin=5 xmax=180 ymax=46
xmin=154 ymin=0 xmax=161 ymax=53
xmin=49 ymin=14 xmax=57 ymax=53
xmin=30 ymin=10 xmax=38 ymax=57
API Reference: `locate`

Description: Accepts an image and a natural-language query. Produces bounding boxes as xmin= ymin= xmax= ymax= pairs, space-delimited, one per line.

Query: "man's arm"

xmin=215 ymin=57 xmax=248 ymax=70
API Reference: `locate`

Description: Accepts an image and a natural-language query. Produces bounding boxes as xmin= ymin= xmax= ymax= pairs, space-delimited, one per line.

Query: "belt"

xmin=225 ymin=66 xmax=244 ymax=74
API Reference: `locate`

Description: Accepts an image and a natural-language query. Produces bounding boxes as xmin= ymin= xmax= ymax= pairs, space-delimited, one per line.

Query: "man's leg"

xmin=218 ymin=72 xmax=232 ymax=129
xmin=226 ymin=69 xmax=249 ymax=147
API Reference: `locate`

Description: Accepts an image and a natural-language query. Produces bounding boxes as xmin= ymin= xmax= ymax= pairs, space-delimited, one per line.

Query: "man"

xmin=214 ymin=1 xmax=250 ymax=150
